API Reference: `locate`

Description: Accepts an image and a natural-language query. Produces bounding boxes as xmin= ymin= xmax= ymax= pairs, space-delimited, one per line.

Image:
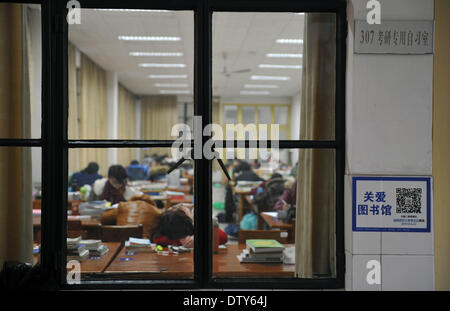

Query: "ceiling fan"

xmin=220 ymin=52 xmax=251 ymax=77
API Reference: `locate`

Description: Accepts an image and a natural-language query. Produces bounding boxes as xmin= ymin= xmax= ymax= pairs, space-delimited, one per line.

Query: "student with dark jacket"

xmin=70 ymin=162 xmax=103 ymax=190
xmin=233 ymin=161 xmax=264 ymax=182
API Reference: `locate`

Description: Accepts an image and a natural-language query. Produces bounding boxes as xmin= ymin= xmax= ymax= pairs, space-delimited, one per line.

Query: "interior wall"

xmin=345 ymin=0 xmax=435 ymax=291
xmin=433 ymin=0 xmax=450 ymax=291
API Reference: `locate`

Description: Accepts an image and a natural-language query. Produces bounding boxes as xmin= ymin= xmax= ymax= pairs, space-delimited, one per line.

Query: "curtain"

xmin=117 ymin=84 xmax=136 ymax=166
xmin=68 ymin=43 xmax=80 ymax=174
xmin=0 ymin=3 xmax=33 ymax=266
xmin=67 ymin=52 xmax=108 ymax=176
xmin=295 ymin=13 xmax=336 ymax=278
xmin=141 ymin=95 xmax=178 ymax=156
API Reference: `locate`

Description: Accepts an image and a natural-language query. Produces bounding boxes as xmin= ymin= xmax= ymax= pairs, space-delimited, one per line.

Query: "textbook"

xmin=246 ymin=239 xmax=285 ymax=253
xmin=125 ymin=238 xmax=154 ymax=252
xmin=237 ymin=253 xmax=283 ymax=263
xmin=89 ymin=244 xmax=109 ymax=256
xmin=67 ymin=236 xmax=82 ymax=248
xmin=67 ymin=248 xmax=89 ymax=262
xmin=80 ymin=239 xmax=102 ymax=250
xmin=242 ymin=248 xmax=283 ymax=259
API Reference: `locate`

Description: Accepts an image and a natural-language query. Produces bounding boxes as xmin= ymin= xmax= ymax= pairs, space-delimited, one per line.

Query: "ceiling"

xmin=68 ymin=10 xmax=304 ymax=100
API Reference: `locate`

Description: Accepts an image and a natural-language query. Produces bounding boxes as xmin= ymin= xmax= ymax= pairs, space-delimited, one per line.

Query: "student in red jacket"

xmin=151 ymin=205 xmax=228 ymax=247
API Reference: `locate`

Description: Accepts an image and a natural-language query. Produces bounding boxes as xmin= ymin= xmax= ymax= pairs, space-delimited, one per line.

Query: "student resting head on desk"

xmin=151 ymin=204 xmax=228 ymax=248
xmin=70 ymin=162 xmax=103 ymax=191
xmin=92 ymin=164 xmax=142 ymax=204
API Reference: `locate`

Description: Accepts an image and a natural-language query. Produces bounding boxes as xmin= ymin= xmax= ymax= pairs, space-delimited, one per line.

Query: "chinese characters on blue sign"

xmin=352 ymin=177 xmax=431 ymax=232
xmin=354 ymin=20 xmax=433 ymax=54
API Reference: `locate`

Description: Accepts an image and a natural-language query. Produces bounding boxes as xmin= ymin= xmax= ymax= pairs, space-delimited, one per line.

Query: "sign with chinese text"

xmin=354 ymin=20 xmax=433 ymax=54
xmin=352 ymin=176 xmax=431 ymax=232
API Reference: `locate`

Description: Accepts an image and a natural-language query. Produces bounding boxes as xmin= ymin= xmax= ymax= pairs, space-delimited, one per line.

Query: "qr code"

xmin=396 ymin=188 xmax=422 ymax=214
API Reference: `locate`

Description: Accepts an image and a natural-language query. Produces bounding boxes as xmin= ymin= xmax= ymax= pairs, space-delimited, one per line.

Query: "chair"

xmin=101 ymin=224 xmax=143 ymax=242
xmin=67 ymin=220 xmax=82 ymax=231
xmin=67 ymin=230 xmax=87 ymax=239
xmin=238 ymin=229 xmax=289 ymax=245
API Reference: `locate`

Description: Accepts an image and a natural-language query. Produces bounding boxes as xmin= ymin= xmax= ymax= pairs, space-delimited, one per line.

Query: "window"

xmin=23 ymin=0 xmax=346 ymax=290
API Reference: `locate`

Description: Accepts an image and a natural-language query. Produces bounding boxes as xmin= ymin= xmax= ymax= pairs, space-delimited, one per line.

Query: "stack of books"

xmin=237 ymin=239 xmax=285 ymax=263
xmin=67 ymin=236 xmax=89 ymax=262
xmin=124 ymin=237 xmax=155 ymax=253
xmin=80 ymin=239 xmax=109 ymax=257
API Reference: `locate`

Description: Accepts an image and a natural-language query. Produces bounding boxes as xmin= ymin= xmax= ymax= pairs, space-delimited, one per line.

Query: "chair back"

xmin=67 ymin=220 xmax=82 ymax=231
xmin=101 ymin=224 xmax=143 ymax=242
xmin=238 ymin=229 xmax=289 ymax=244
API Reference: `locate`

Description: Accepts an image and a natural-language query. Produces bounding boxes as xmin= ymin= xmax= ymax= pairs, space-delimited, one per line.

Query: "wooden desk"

xmin=68 ymin=242 xmax=122 ymax=275
xmin=33 ymin=217 xmax=102 ymax=241
xmin=214 ymin=244 xmax=295 ymax=277
xmin=104 ymin=244 xmax=294 ymax=279
xmin=260 ymin=212 xmax=295 ymax=243
xmin=104 ymin=245 xmax=194 ymax=279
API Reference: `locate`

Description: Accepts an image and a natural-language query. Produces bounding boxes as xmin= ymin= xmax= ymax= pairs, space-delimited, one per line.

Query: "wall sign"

xmin=352 ymin=176 xmax=431 ymax=232
xmin=354 ymin=20 xmax=434 ymax=54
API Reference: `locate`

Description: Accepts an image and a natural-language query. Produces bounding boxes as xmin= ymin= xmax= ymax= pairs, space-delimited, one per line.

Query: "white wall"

xmin=345 ymin=0 xmax=434 ymax=291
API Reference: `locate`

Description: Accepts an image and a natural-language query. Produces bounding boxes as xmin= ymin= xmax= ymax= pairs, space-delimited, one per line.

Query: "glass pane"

xmin=274 ymin=106 xmax=288 ymax=125
xmin=67 ymin=148 xmax=195 ymax=281
xmin=242 ymin=106 xmax=255 ymax=124
xmin=257 ymin=107 xmax=271 ymax=124
xmin=212 ymin=12 xmax=336 ymax=141
xmin=224 ymin=105 xmax=238 ymax=124
xmin=68 ymin=9 xmax=194 ymax=140
xmin=0 ymin=4 xmax=41 ymax=139
xmin=212 ymin=148 xmax=335 ymax=278
xmin=0 ymin=147 xmax=41 ymax=267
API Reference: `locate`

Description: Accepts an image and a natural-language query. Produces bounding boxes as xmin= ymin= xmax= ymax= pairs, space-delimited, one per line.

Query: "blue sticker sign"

xmin=352 ymin=176 xmax=431 ymax=232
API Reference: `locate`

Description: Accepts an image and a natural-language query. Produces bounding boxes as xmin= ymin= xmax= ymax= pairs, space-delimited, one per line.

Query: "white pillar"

xmin=106 ymin=71 xmax=118 ymax=166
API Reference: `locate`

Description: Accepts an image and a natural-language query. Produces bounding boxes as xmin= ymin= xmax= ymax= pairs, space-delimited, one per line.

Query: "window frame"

xmin=22 ymin=0 xmax=347 ymax=290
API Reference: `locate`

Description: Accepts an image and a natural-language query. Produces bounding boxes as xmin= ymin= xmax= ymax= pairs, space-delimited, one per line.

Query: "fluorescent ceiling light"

xmin=296 ymin=13 xmax=305 ymax=16
xmin=259 ymin=64 xmax=302 ymax=69
xmin=139 ymin=63 xmax=186 ymax=68
xmin=159 ymin=90 xmax=190 ymax=94
xmin=240 ymin=91 xmax=271 ymax=95
xmin=148 ymin=74 xmax=188 ymax=79
xmin=154 ymin=83 xmax=189 ymax=87
xmin=130 ymin=52 xmax=183 ymax=57
xmin=244 ymin=84 xmax=279 ymax=89
xmin=276 ymin=39 xmax=303 ymax=44
xmin=251 ymin=75 xmax=290 ymax=81
xmin=118 ymin=36 xmax=181 ymax=41
xmin=266 ymin=53 xmax=302 ymax=58
xmin=95 ymin=9 xmax=170 ymax=12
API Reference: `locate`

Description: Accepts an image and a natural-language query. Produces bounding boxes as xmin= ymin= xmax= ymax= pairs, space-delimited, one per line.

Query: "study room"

xmin=0 ymin=1 xmax=344 ymax=289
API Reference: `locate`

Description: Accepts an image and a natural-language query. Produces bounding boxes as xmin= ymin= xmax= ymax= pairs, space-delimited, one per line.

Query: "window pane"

xmin=67 ymin=148 xmax=195 ymax=281
xmin=0 ymin=147 xmax=41 ymax=267
xmin=0 ymin=4 xmax=41 ymax=139
xmin=212 ymin=12 xmax=336 ymax=141
xmin=242 ymin=106 xmax=255 ymax=124
xmin=274 ymin=106 xmax=288 ymax=125
xmin=68 ymin=9 xmax=194 ymax=140
xmin=224 ymin=105 xmax=238 ymax=124
xmin=212 ymin=148 xmax=335 ymax=278
xmin=257 ymin=107 xmax=271 ymax=124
